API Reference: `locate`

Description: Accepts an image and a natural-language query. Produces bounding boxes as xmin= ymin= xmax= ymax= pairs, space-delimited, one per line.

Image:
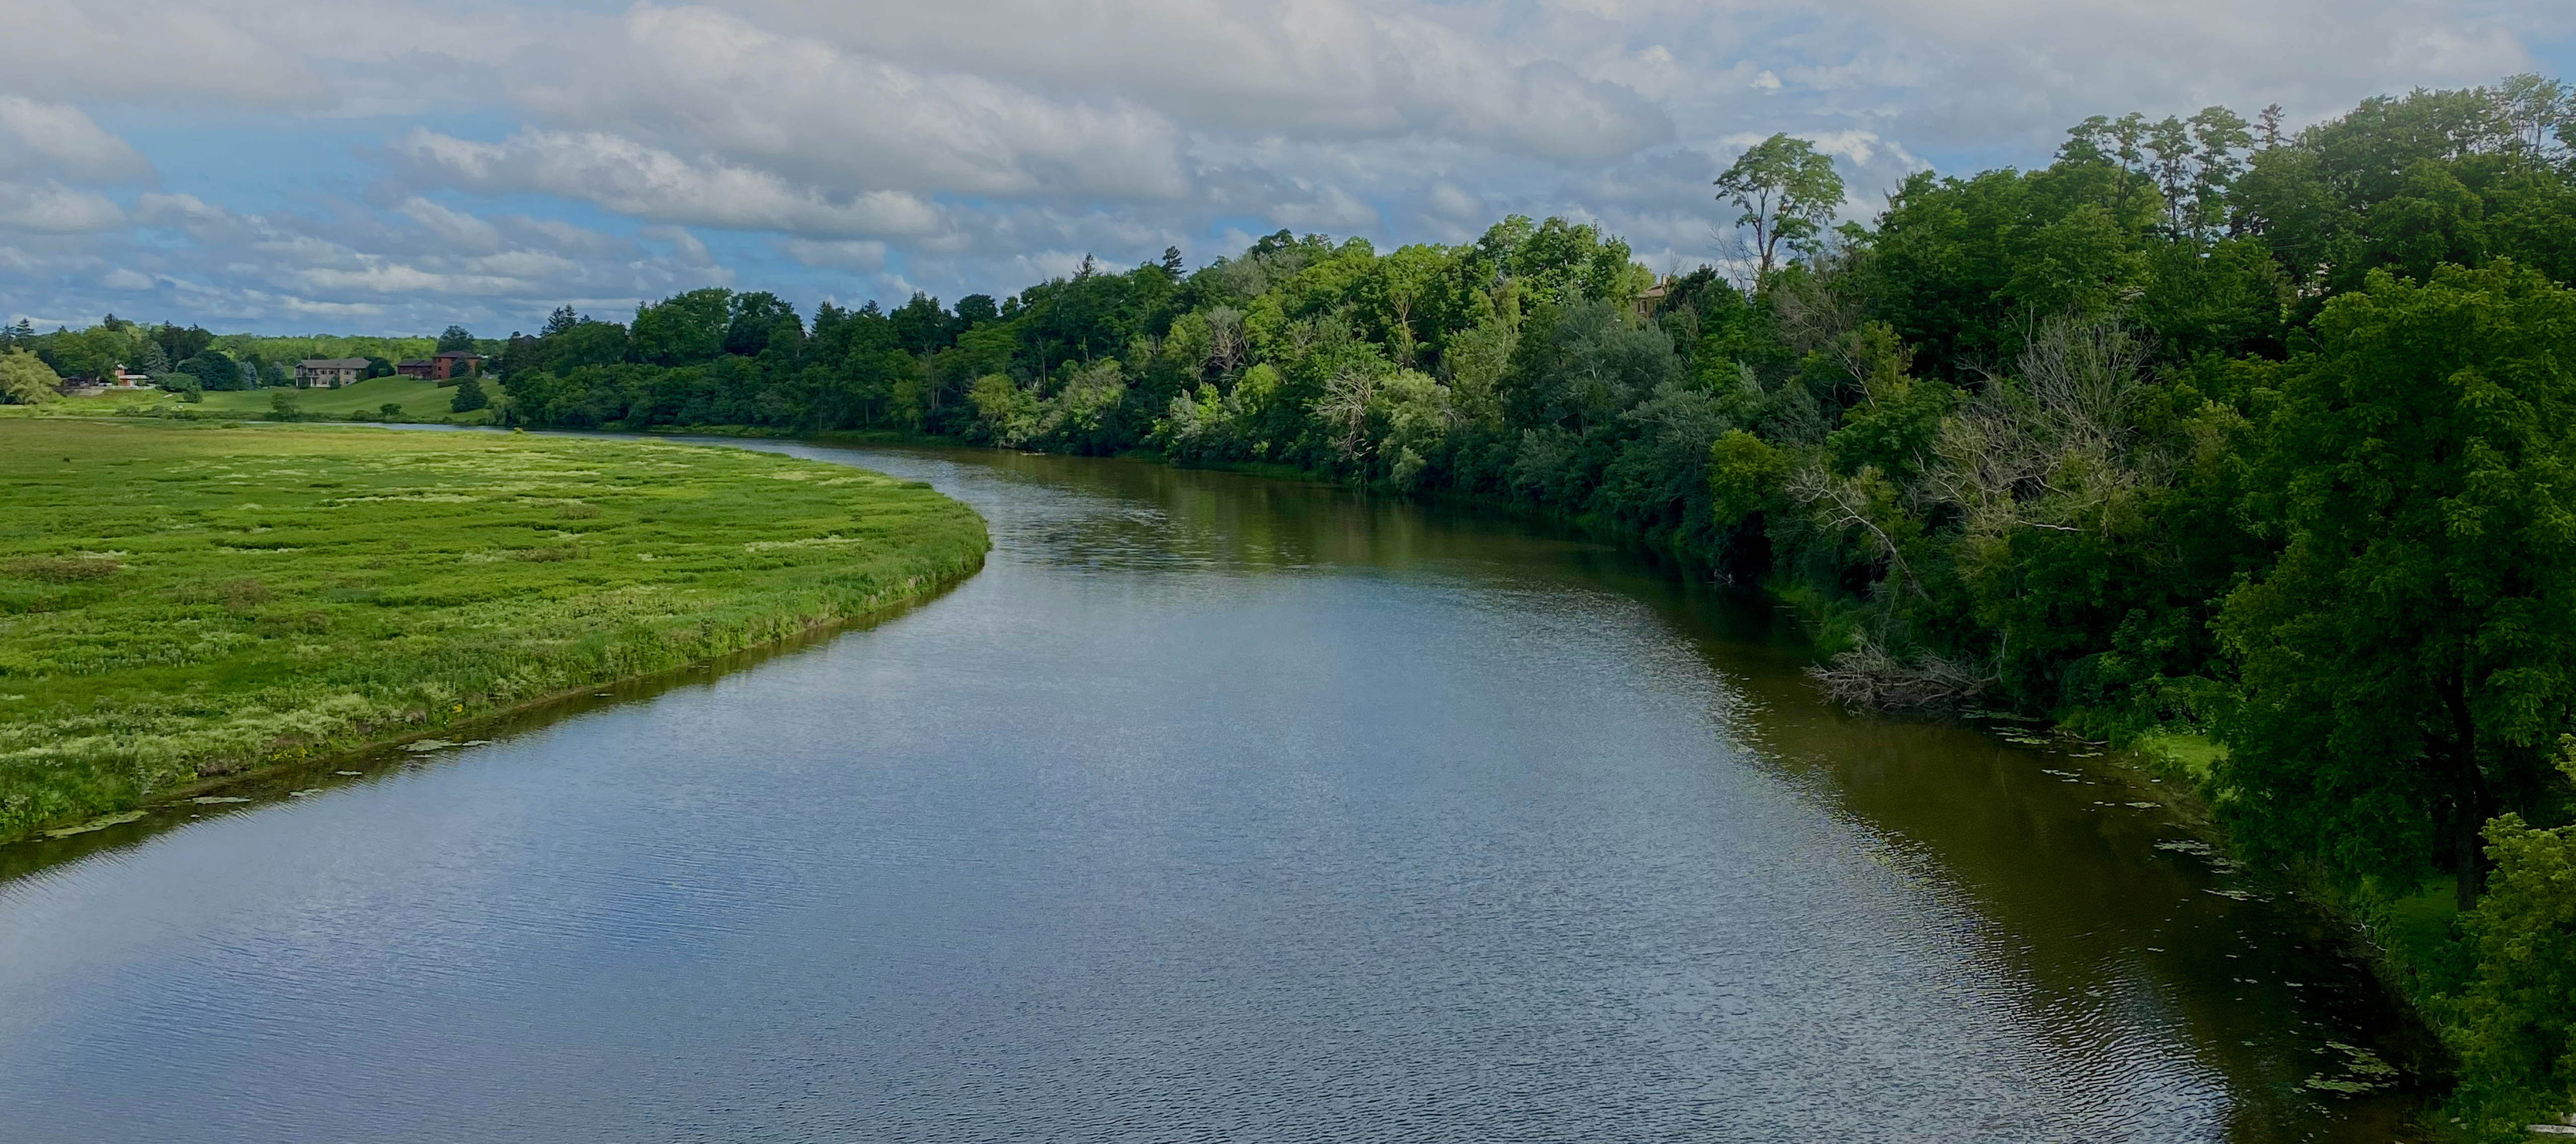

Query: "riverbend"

xmin=0 ymin=441 xmax=2428 ymax=1142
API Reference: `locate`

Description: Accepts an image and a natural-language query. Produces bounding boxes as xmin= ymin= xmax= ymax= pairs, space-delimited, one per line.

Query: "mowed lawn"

xmin=194 ymin=375 xmax=491 ymax=422
xmin=22 ymin=377 xmax=498 ymax=424
xmin=0 ymin=420 xmax=988 ymax=841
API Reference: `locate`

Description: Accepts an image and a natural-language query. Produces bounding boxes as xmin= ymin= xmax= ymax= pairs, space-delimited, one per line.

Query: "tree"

xmin=449 ymin=376 xmax=489 ymax=413
xmin=631 ymin=289 xmax=732 ymax=366
xmin=541 ymin=306 xmax=580 ymax=337
xmin=1160 ymin=246 xmax=1185 ymax=279
xmin=380 ymin=403 xmax=404 ymax=421
xmin=437 ymin=325 xmax=475 ymax=352
xmin=1371 ymin=244 xmax=1451 ymax=367
xmin=723 ymin=292 xmax=798 ymax=357
xmin=0 ymin=347 xmax=60 ymax=403
xmin=1714 ymin=134 xmax=1846 ymax=280
xmin=2218 ymin=263 xmax=2576 ymax=909
xmin=890 ymin=293 xmax=952 ymax=357
xmin=178 ymin=350 xmax=240 ymax=391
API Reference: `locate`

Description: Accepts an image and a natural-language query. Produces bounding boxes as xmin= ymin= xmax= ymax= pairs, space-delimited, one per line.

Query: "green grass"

xmin=2135 ymin=729 xmax=2228 ymax=783
xmin=193 ymin=376 xmax=482 ymax=422
xmin=0 ymin=420 xmax=988 ymax=841
xmin=21 ymin=377 xmax=499 ymax=425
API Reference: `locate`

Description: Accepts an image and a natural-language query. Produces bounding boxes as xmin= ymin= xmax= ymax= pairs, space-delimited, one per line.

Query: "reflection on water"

xmin=0 ymin=442 xmax=2428 ymax=1142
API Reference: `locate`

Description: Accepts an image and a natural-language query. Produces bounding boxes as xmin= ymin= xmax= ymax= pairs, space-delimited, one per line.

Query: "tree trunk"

xmin=2442 ymin=671 xmax=2491 ymax=911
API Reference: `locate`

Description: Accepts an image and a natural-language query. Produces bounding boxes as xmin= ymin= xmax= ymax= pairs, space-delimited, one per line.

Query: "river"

xmin=0 ymin=441 xmax=2428 ymax=1142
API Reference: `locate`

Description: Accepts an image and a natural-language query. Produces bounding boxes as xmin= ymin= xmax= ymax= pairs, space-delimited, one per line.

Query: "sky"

xmin=2 ymin=0 xmax=2571 ymax=337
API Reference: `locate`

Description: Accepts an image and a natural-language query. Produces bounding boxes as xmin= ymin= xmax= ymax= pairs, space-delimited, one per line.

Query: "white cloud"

xmin=762 ymin=0 xmax=1671 ymax=161
xmin=508 ymin=5 xmax=1192 ymax=201
xmin=0 ymin=98 xmax=151 ymax=182
xmin=394 ymin=128 xmax=951 ymax=238
xmin=0 ymin=181 xmax=127 ymax=232
xmin=397 ymin=197 xmax=504 ymax=252
xmin=0 ymin=0 xmax=332 ymax=108
xmin=783 ymin=238 xmax=889 ymax=271
xmin=1425 ymin=181 xmax=1485 ymax=220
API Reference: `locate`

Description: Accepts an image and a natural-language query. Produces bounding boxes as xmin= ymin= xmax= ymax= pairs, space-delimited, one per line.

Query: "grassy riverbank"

xmin=0 ymin=419 xmax=988 ymax=842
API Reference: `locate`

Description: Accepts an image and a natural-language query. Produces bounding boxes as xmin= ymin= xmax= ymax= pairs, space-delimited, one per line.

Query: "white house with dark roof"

xmin=295 ymin=358 xmax=368 ymax=388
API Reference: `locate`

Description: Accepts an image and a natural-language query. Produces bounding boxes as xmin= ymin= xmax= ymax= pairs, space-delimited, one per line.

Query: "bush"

xmin=449 ymin=377 xmax=488 ymax=413
xmin=2446 ymin=790 xmax=2576 ymax=1138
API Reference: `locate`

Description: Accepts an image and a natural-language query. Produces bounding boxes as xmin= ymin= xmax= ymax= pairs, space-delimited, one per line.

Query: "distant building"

xmin=296 ymin=358 xmax=369 ymax=388
xmin=1634 ymin=276 xmax=1672 ymax=322
xmin=107 ymin=367 xmax=155 ymax=389
xmin=394 ymin=358 xmax=436 ymax=379
xmin=430 ymin=350 xmax=481 ymax=380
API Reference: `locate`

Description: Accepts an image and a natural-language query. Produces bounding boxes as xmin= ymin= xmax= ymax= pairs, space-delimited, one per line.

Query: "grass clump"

xmin=0 ymin=420 xmax=988 ymax=841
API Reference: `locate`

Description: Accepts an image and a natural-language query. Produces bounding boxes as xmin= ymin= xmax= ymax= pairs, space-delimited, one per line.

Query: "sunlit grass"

xmin=0 ymin=420 xmax=987 ymax=840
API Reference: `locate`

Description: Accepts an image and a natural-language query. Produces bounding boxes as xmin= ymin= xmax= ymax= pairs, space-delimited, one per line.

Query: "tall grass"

xmin=0 ymin=420 xmax=988 ymax=841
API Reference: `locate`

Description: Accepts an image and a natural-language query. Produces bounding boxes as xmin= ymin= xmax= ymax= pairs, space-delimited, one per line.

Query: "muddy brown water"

xmin=0 ymin=441 xmax=2430 ymax=1142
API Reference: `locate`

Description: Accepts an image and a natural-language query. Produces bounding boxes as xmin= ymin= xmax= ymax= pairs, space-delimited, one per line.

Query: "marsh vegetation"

xmin=0 ymin=420 xmax=987 ymax=841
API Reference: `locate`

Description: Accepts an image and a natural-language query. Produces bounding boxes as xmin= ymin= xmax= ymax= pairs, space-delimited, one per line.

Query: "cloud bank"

xmin=2 ymin=0 xmax=2568 ymax=332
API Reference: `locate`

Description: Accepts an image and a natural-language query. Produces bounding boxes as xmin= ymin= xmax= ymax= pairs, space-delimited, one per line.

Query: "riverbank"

xmin=0 ymin=420 xmax=989 ymax=843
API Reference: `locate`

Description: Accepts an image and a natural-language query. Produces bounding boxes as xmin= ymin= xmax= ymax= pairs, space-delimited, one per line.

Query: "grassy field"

xmin=194 ymin=376 xmax=486 ymax=422
xmin=25 ymin=377 xmax=499 ymax=425
xmin=0 ymin=420 xmax=988 ymax=842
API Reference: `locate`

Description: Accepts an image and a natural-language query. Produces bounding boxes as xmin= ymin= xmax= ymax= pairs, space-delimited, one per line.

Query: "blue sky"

xmin=3 ymin=0 xmax=2570 ymax=337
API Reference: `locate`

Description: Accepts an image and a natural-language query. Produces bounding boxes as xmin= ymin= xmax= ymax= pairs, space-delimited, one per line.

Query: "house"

xmin=429 ymin=350 xmax=481 ymax=380
xmin=107 ymin=366 xmax=155 ymax=389
xmin=1633 ymin=275 xmax=1672 ymax=322
xmin=296 ymin=358 xmax=369 ymax=388
xmin=394 ymin=358 xmax=437 ymax=379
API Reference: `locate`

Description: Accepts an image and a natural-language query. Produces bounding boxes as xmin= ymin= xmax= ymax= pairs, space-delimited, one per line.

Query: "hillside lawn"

xmin=27 ymin=376 xmax=500 ymax=425
xmin=0 ymin=420 xmax=988 ymax=842
xmin=195 ymin=375 xmax=490 ymax=422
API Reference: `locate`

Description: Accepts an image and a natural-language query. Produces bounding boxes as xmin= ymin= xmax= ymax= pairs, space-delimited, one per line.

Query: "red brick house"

xmin=430 ymin=350 xmax=481 ymax=380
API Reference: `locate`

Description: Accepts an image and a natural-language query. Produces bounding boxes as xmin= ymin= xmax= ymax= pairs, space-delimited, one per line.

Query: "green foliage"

xmin=0 ymin=348 xmax=59 ymax=404
xmin=2446 ymin=787 xmax=2576 ymax=1138
xmin=0 ymin=420 xmax=988 ymax=843
xmin=448 ymin=376 xmax=489 ymax=413
xmin=2218 ymin=264 xmax=2576 ymax=904
xmin=1708 ymin=429 xmax=1788 ymax=526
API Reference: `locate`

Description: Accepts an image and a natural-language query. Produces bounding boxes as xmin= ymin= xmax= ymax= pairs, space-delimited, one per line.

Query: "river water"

xmin=0 ymin=442 xmax=2428 ymax=1142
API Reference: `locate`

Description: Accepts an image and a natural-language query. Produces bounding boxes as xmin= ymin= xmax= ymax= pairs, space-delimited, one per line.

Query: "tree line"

xmin=0 ymin=319 xmax=490 ymax=399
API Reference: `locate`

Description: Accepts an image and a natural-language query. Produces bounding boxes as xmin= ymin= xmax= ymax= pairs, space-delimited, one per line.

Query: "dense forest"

xmin=9 ymin=76 xmax=2575 ymax=1136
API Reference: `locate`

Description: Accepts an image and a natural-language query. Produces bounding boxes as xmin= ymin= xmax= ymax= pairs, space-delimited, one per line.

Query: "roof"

xmin=299 ymin=358 xmax=370 ymax=369
xmin=396 ymin=359 xmax=434 ymax=367
xmin=433 ymin=349 xmax=481 ymax=359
